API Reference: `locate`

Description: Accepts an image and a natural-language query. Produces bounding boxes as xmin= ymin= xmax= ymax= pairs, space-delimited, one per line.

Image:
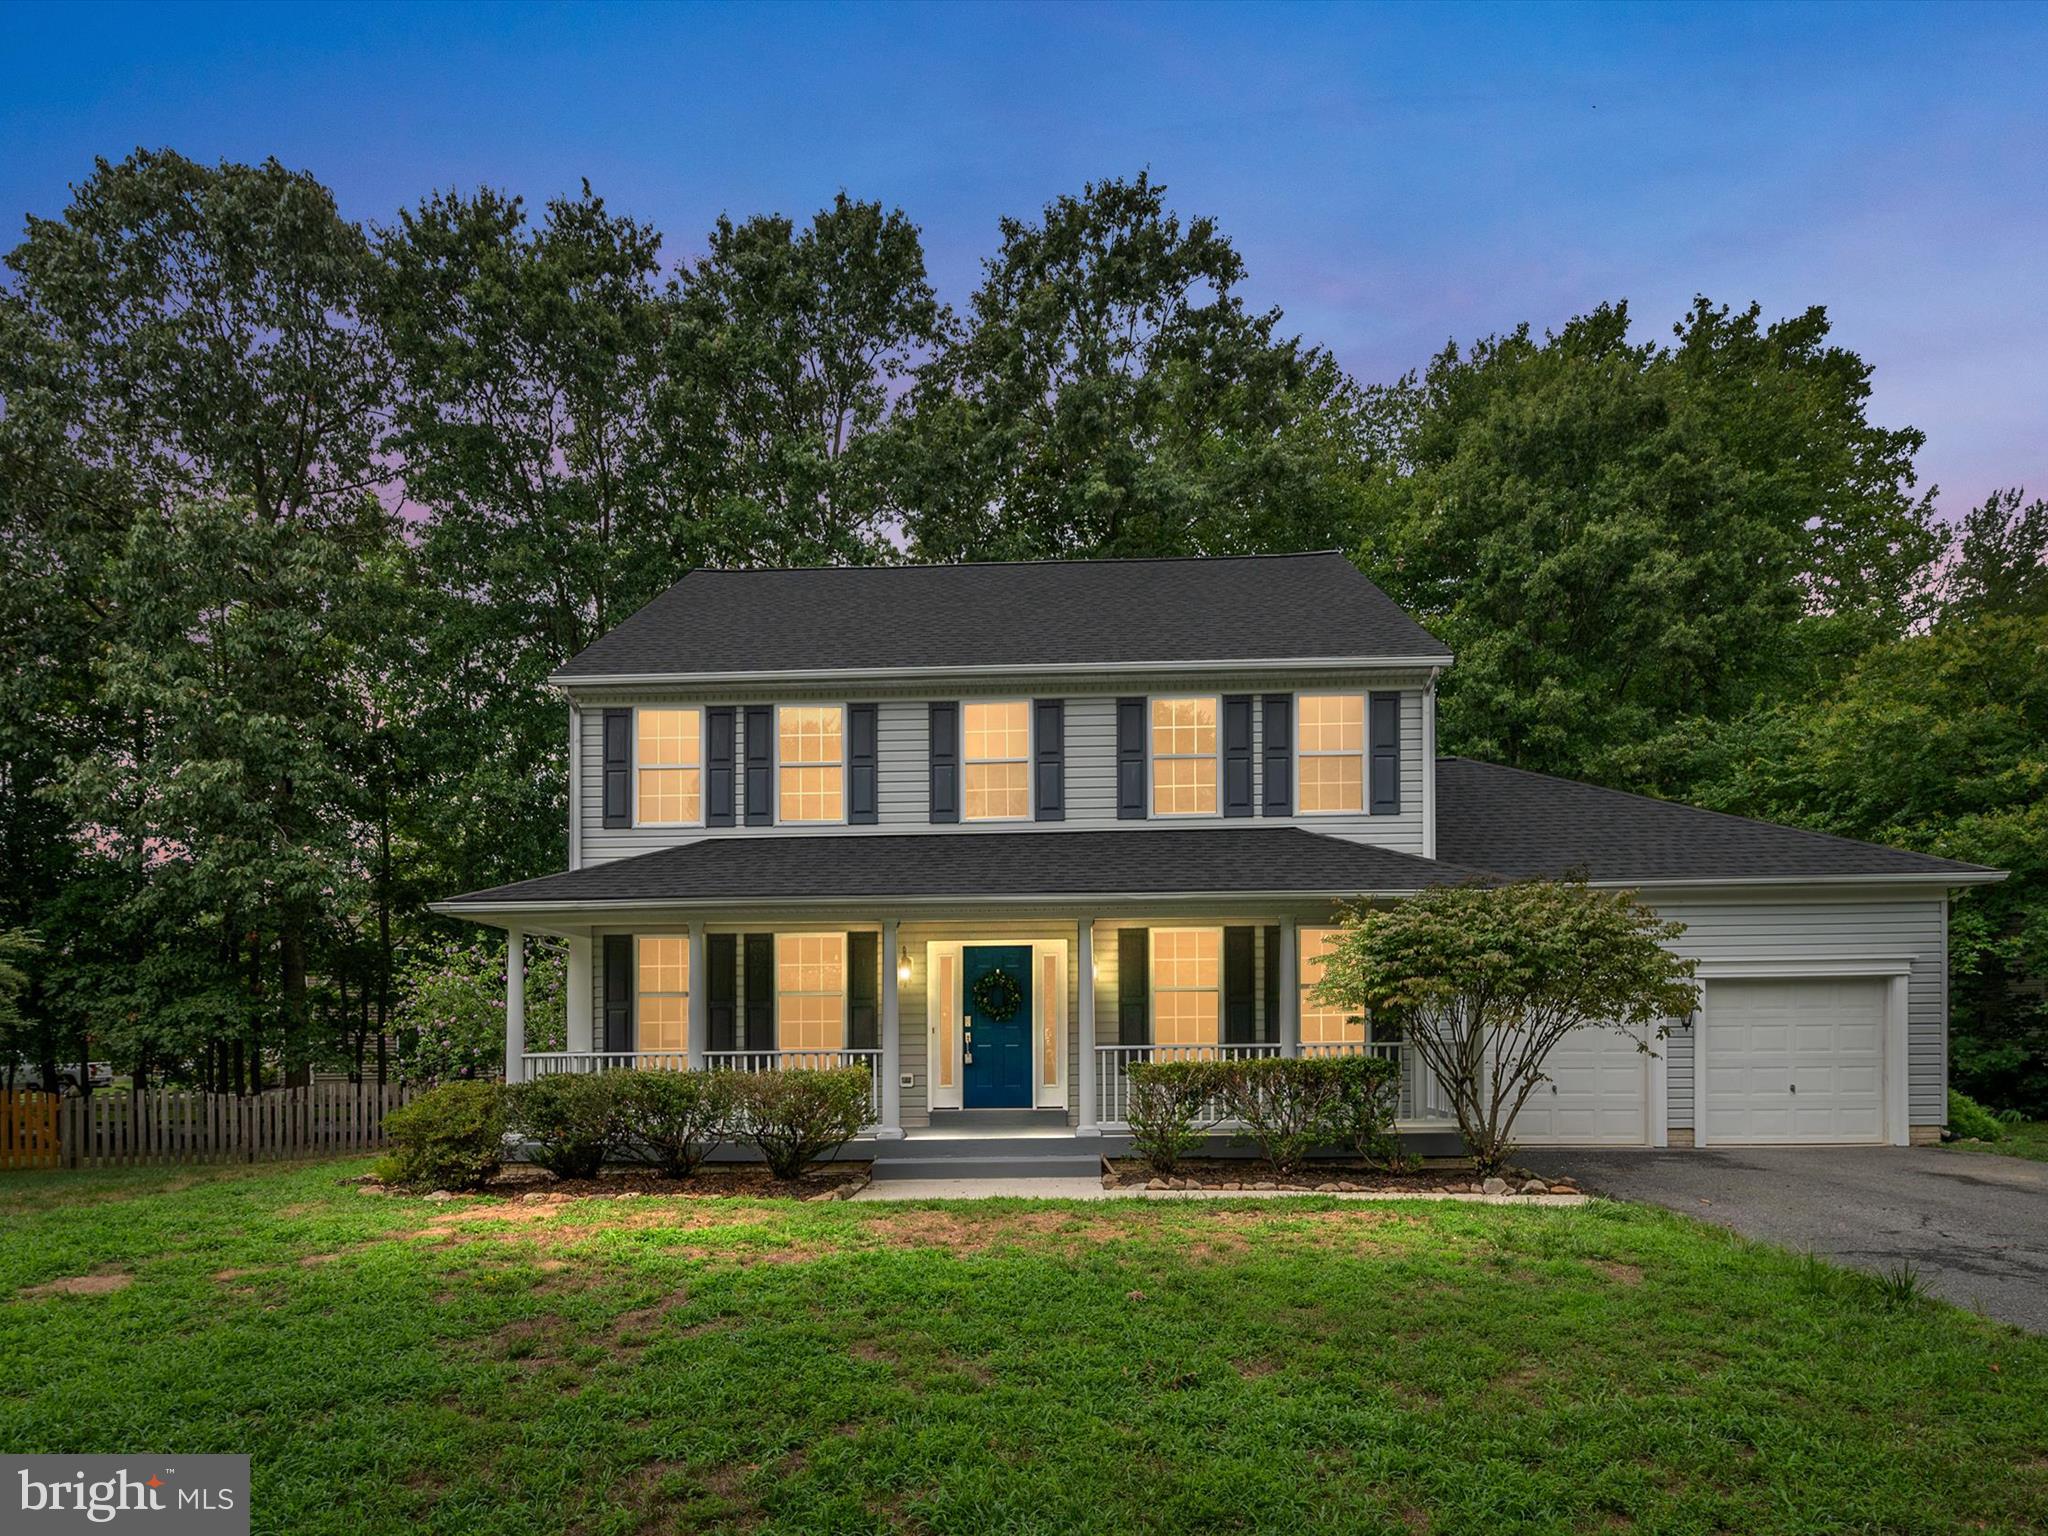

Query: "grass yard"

xmin=1946 ymin=1119 xmax=2048 ymax=1163
xmin=1 ymin=1162 xmax=2043 ymax=1536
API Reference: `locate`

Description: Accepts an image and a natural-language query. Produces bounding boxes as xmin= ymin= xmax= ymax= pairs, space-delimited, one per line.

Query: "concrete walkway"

xmin=1524 ymin=1145 xmax=2048 ymax=1333
xmin=850 ymin=1177 xmax=1586 ymax=1205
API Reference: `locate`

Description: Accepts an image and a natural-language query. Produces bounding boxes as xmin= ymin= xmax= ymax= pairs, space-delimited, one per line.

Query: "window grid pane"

xmin=636 ymin=936 xmax=690 ymax=1053
xmin=1151 ymin=697 xmax=1219 ymax=815
xmin=636 ymin=709 xmax=703 ymax=824
xmin=776 ymin=934 xmax=846 ymax=1052
xmin=1298 ymin=926 xmax=1365 ymax=1045
xmin=1297 ymin=694 xmax=1366 ymax=814
xmin=964 ymin=762 xmax=1030 ymax=820
xmin=777 ymin=705 xmax=844 ymax=821
xmin=1151 ymin=929 xmax=1220 ymax=1048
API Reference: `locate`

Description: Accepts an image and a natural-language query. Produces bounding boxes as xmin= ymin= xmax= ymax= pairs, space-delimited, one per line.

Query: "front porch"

xmin=498 ymin=912 xmax=1461 ymax=1147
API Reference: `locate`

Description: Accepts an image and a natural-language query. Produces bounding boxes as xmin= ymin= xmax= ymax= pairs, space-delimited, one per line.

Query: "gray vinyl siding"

xmin=1650 ymin=891 xmax=1948 ymax=1129
xmin=575 ymin=673 xmax=1430 ymax=866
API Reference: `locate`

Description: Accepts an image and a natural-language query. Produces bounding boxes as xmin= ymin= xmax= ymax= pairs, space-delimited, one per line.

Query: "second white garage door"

xmin=1514 ymin=1027 xmax=1650 ymax=1145
xmin=1700 ymin=977 xmax=1888 ymax=1145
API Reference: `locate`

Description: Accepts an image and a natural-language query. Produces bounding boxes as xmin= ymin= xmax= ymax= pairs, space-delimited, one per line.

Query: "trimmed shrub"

xmin=616 ymin=1068 xmax=739 ymax=1178
xmin=733 ymin=1066 xmax=871 ymax=1180
xmin=1947 ymin=1088 xmax=2005 ymax=1143
xmin=376 ymin=1081 xmax=506 ymax=1190
xmin=1325 ymin=1054 xmax=1404 ymax=1169
xmin=1219 ymin=1058 xmax=1349 ymax=1175
xmin=508 ymin=1072 xmax=628 ymax=1180
xmin=1125 ymin=1060 xmax=1223 ymax=1175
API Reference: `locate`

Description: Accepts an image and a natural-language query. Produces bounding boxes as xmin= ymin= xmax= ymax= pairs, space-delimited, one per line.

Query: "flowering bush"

xmin=394 ymin=937 xmax=566 ymax=1085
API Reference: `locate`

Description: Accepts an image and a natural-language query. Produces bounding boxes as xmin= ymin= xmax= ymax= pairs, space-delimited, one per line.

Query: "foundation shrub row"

xmin=1124 ymin=1055 xmax=1403 ymax=1177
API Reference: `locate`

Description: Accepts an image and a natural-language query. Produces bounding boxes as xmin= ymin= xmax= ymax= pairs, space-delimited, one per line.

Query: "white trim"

xmin=435 ymin=887 xmax=1429 ymax=921
xmin=633 ymin=705 xmax=707 ymax=829
xmin=1606 ymin=872 xmax=2004 ymax=891
xmin=772 ymin=701 xmax=849 ymax=828
xmin=1076 ymin=920 xmax=1099 ymax=1134
xmin=1146 ymin=694 xmax=1224 ymax=819
xmin=567 ymin=704 xmax=583 ymax=870
xmin=878 ymin=920 xmax=903 ymax=1138
xmin=1294 ymin=691 xmax=1368 ymax=818
xmin=1649 ymin=1026 xmax=1669 ymax=1147
xmin=960 ymin=698 xmax=1035 ymax=824
xmin=1420 ymin=671 xmax=1438 ymax=861
xmin=926 ymin=941 xmax=964 ymax=1112
xmin=551 ymin=654 xmax=1458 ymax=689
xmin=1694 ymin=966 xmax=1909 ymax=1148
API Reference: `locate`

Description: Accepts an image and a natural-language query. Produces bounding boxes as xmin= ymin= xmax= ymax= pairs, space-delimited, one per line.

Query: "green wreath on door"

xmin=971 ymin=968 xmax=1024 ymax=1023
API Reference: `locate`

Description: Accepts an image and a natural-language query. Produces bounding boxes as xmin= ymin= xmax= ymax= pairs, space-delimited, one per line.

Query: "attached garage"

xmin=1697 ymin=972 xmax=1905 ymax=1146
xmin=1513 ymin=1026 xmax=1652 ymax=1146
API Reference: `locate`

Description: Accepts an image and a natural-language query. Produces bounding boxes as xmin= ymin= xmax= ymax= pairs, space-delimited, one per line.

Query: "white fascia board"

xmin=548 ymin=654 xmax=1457 ymax=691
xmin=428 ymin=888 xmax=1415 ymax=921
xmin=1600 ymin=870 xmax=2007 ymax=892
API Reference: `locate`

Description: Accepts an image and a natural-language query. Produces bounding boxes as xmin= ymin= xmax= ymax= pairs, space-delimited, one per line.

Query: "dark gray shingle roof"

xmin=1435 ymin=757 xmax=1998 ymax=884
xmin=554 ymin=552 xmax=1449 ymax=679
xmin=442 ymin=827 xmax=1489 ymax=908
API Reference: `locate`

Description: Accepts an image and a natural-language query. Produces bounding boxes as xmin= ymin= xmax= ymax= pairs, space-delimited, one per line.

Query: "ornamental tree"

xmin=1311 ymin=879 xmax=1699 ymax=1173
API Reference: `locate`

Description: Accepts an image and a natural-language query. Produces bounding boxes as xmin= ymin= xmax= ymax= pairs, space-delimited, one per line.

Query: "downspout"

xmin=1421 ymin=667 xmax=1440 ymax=863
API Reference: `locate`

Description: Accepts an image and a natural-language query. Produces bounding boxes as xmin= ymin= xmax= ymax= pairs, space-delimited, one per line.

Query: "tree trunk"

xmin=280 ymin=917 xmax=311 ymax=1089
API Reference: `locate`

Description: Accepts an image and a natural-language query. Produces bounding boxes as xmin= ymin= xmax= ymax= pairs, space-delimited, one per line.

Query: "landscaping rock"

xmin=423 ymin=1189 xmax=457 ymax=1203
xmin=1482 ymin=1177 xmax=1510 ymax=1197
xmin=1147 ymin=1178 xmax=1167 ymax=1190
xmin=1521 ymin=1179 xmax=1548 ymax=1195
xmin=355 ymin=1185 xmax=390 ymax=1197
xmin=1253 ymin=1181 xmax=1277 ymax=1190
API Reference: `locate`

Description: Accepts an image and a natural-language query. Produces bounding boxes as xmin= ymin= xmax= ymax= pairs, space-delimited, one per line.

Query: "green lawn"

xmin=1946 ymin=1119 xmax=2048 ymax=1163
xmin=1 ymin=1162 xmax=2043 ymax=1535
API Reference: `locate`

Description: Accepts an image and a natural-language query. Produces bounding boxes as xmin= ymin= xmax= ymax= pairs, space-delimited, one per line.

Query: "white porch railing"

xmin=1092 ymin=1039 xmax=1456 ymax=1130
xmin=517 ymin=1049 xmax=884 ymax=1124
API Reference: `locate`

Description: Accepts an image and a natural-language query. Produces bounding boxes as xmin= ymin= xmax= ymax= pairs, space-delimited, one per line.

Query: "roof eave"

xmin=549 ymin=654 xmax=1457 ymax=689
xmin=1585 ymin=869 xmax=2007 ymax=891
xmin=430 ymin=885 xmax=1444 ymax=919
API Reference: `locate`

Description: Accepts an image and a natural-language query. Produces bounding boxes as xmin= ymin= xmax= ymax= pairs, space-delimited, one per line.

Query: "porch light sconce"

xmin=897 ymin=955 xmax=913 ymax=985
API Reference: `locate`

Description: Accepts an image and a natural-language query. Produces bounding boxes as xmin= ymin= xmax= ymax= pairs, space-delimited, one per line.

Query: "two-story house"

xmin=435 ymin=552 xmax=2001 ymax=1175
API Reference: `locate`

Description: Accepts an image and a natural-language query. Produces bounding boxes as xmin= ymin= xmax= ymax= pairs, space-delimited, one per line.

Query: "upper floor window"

xmin=777 ymin=932 xmax=846 ymax=1051
xmin=778 ymin=705 xmax=844 ymax=823
xmin=1151 ymin=927 xmax=1220 ymax=1046
xmin=637 ymin=708 xmax=703 ymax=825
xmin=1298 ymin=926 xmax=1366 ymax=1046
xmin=1151 ymin=697 xmax=1217 ymax=816
xmin=964 ymin=700 xmax=1030 ymax=821
xmin=636 ymin=935 xmax=690 ymax=1054
xmin=1297 ymin=694 xmax=1365 ymax=814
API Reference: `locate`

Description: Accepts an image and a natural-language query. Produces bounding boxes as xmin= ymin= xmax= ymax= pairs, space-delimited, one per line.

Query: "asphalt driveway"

xmin=1521 ymin=1145 xmax=2048 ymax=1333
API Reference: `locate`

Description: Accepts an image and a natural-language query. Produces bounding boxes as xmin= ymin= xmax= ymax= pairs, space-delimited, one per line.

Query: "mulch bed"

xmin=350 ymin=1163 xmax=873 ymax=1202
xmin=1102 ymin=1158 xmax=1580 ymax=1196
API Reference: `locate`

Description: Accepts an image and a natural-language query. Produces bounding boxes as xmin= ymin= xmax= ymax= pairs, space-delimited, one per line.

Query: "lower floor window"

xmin=1298 ymin=925 xmax=1366 ymax=1045
xmin=1151 ymin=928 xmax=1220 ymax=1048
xmin=777 ymin=932 xmax=847 ymax=1051
xmin=637 ymin=935 xmax=689 ymax=1052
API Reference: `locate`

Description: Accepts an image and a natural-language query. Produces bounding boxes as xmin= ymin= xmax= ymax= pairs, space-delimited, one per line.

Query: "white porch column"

xmin=1075 ymin=918 xmax=1099 ymax=1135
xmin=565 ymin=935 xmax=594 ymax=1054
xmin=687 ymin=924 xmax=707 ymax=1070
xmin=877 ymin=920 xmax=904 ymax=1138
xmin=1277 ymin=917 xmax=1300 ymax=1058
xmin=505 ymin=928 xmax=527 ymax=1082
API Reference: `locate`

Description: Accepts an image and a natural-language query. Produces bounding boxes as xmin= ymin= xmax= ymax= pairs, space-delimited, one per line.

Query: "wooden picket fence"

xmin=0 ymin=1083 xmax=418 ymax=1171
xmin=1 ymin=1090 xmax=62 ymax=1170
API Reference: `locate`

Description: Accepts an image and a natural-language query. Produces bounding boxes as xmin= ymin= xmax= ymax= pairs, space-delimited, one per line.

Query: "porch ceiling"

xmin=434 ymin=827 xmax=1491 ymax=914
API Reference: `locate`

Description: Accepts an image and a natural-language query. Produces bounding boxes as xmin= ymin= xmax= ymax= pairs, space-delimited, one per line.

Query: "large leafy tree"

xmin=663 ymin=192 xmax=946 ymax=564
xmin=1943 ymin=486 xmax=2048 ymax=621
xmin=1359 ymin=299 xmax=1944 ymax=787
xmin=901 ymin=172 xmax=1374 ymax=562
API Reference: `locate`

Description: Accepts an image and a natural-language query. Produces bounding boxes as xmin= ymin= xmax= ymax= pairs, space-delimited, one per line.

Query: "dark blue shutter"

xmin=1116 ymin=697 xmax=1147 ymax=819
xmin=707 ymin=933 xmax=737 ymax=1051
xmin=1222 ymin=696 xmax=1254 ymax=818
xmin=1369 ymin=691 xmax=1401 ymax=815
xmin=847 ymin=931 xmax=878 ymax=1050
xmin=743 ymin=706 xmax=773 ymax=826
xmin=1262 ymin=926 xmax=1280 ymax=1044
xmin=602 ymin=709 xmax=631 ymax=828
xmin=1118 ymin=927 xmax=1149 ymax=1044
xmin=705 ymin=707 xmax=736 ymax=827
xmin=602 ymin=934 xmax=633 ymax=1053
xmin=848 ymin=703 xmax=879 ymax=825
xmin=1224 ymin=926 xmax=1255 ymax=1042
xmin=928 ymin=702 xmax=959 ymax=823
xmin=743 ymin=933 xmax=774 ymax=1050
xmin=1261 ymin=694 xmax=1292 ymax=817
xmin=1033 ymin=699 xmax=1065 ymax=821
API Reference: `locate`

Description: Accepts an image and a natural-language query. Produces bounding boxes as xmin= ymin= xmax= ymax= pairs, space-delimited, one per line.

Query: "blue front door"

xmin=963 ymin=945 xmax=1033 ymax=1108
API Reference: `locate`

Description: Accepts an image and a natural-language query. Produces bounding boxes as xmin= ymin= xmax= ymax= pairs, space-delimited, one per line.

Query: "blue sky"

xmin=3 ymin=0 xmax=2044 ymax=516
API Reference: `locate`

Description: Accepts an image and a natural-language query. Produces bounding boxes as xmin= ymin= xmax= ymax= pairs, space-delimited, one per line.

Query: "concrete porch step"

xmin=869 ymin=1151 xmax=1106 ymax=1181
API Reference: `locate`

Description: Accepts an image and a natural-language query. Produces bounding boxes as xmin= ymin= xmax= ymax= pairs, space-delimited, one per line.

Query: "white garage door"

xmin=1702 ymin=978 xmax=1888 ymax=1145
xmin=1513 ymin=1027 xmax=1650 ymax=1145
